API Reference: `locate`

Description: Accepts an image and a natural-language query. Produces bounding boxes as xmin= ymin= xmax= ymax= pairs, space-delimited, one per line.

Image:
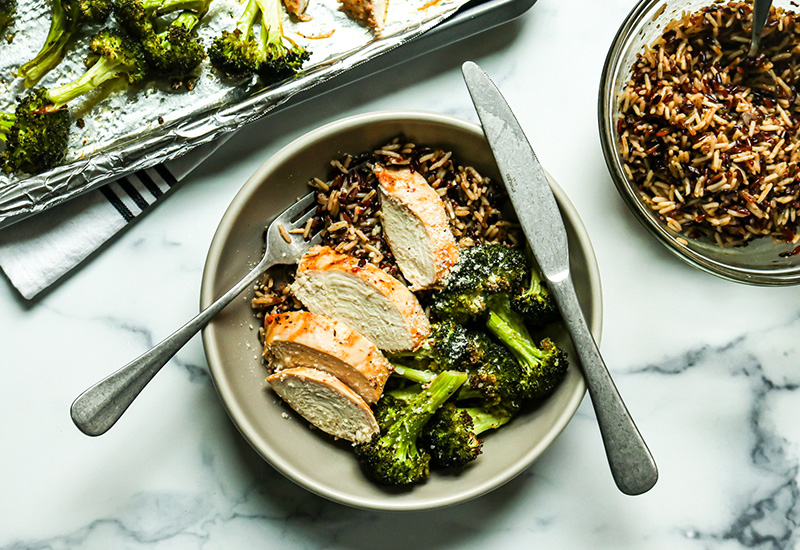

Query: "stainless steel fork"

xmin=70 ymin=192 xmax=322 ymax=436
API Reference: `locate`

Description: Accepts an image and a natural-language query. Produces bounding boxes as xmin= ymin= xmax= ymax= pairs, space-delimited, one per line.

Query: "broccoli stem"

xmin=387 ymin=384 xmax=422 ymax=402
xmin=237 ymin=0 xmax=259 ymax=37
xmin=140 ymin=0 xmax=206 ymax=13
xmin=46 ymin=56 xmax=126 ymax=108
xmin=526 ymin=268 xmax=544 ymax=296
xmin=464 ymin=407 xmax=512 ymax=434
xmin=486 ymin=307 xmax=547 ymax=367
xmin=258 ymin=0 xmax=282 ymax=47
xmin=401 ymin=370 xmax=468 ymax=428
xmin=0 ymin=113 xmax=13 ymax=140
xmin=391 ymin=364 xmax=436 ymax=385
xmin=170 ymin=10 xmax=201 ymax=31
xmin=18 ymin=0 xmax=75 ymax=87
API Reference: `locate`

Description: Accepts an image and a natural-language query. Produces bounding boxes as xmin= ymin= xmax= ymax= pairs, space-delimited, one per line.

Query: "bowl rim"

xmin=200 ymin=109 xmax=604 ymax=511
xmin=598 ymin=0 xmax=800 ymax=286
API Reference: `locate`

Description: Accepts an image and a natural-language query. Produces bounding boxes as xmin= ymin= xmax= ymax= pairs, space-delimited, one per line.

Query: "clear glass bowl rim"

xmin=598 ymin=0 xmax=800 ymax=286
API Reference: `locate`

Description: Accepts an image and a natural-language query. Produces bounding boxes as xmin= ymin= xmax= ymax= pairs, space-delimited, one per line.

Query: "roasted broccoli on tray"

xmin=113 ymin=0 xmax=208 ymax=38
xmin=209 ymin=0 xmax=309 ymax=82
xmin=45 ymin=30 xmax=148 ymax=108
xmin=18 ymin=0 xmax=112 ymax=87
xmin=0 ymin=90 xmax=70 ymax=174
xmin=142 ymin=9 xmax=207 ymax=79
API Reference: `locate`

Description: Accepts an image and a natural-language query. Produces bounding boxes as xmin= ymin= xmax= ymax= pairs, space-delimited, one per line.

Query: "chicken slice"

xmin=264 ymin=311 xmax=392 ymax=403
xmin=267 ymin=367 xmax=379 ymax=444
xmin=338 ymin=0 xmax=387 ymax=31
xmin=291 ymin=245 xmax=430 ymax=352
xmin=375 ymin=165 xmax=459 ymax=290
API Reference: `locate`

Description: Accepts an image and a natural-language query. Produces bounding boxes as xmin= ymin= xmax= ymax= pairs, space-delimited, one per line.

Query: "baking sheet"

xmin=0 ymin=0 xmax=473 ymax=227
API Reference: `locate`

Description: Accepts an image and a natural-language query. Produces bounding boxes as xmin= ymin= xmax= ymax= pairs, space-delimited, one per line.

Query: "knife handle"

xmin=552 ymin=276 xmax=658 ymax=495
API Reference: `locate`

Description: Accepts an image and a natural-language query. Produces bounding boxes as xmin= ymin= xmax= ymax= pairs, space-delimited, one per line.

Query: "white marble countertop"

xmin=3 ymin=0 xmax=800 ymax=547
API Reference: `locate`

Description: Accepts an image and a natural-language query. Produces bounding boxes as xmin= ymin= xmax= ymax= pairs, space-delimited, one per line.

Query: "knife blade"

xmin=462 ymin=61 xmax=658 ymax=495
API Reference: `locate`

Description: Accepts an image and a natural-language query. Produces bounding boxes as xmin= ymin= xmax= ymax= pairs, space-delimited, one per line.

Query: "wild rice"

xmin=617 ymin=1 xmax=800 ymax=247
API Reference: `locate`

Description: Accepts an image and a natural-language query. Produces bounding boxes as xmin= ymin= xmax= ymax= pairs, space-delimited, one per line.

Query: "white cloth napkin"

xmin=0 ymin=136 xmax=231 ymax=299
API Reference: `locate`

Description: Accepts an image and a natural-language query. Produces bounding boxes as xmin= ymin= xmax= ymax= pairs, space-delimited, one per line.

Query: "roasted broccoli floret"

xmin=372 ymin=393 xmax=406 ymax=432
xmin=420 ymin=403 xmax=512 ymax=468
xmin=390 ymin=321 xmax=470 ymax=372
xmin=456 ymin=330 xmax=525 ymax=413
xmin=430 ymin=244 xmax=527 ymax=324
xmin=0 ymin=0 xmax=15 ymax=32
xmin=18 ymin=0 xmax=112 ymax=87
xmin=45 ymin=30 xmax=148 ymax=108
xmin=207 ymin=0 xmax=261 ymax=77
xmin=208 ymin=0 xmax=309 ymax=82
xmin=0 ymin=89 xmax=70 ymax=174
xmin=113 ymin=0 xmax=208 ymax=38
xmin=142 ymin=10 xmax=206 ymax=79
xmin=355 ymin=370 xmax=467 ymax=486
xmin=431 ymin=244 xmax=568 ymax=401
xmin=79 ymin=0 xmax=112 ymax=20
xmin=486 ymin=294 xmax=568 ymax=401
xmin=391 ymin=331 xmax=525 ymax=414
xmin=511 ymin=259 xmax=557 ymax=328
xmin=257 ymin=0 xmax=308 ymax=82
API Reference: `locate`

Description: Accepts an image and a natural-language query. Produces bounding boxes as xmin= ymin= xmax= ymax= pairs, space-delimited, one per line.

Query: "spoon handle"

xmin=551 ymin=276 xmax=658 ymax=495
xmin=749 ymin=0 xmax=773 ymax=57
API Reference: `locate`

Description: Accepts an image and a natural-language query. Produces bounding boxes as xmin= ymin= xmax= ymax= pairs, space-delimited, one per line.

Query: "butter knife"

xmin=462 ymin=61 xmax=658 ymax=495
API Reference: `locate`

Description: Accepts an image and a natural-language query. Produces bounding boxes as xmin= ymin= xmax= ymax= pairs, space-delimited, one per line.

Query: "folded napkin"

xmin=0 ymin=136 xmax=231 ymax=300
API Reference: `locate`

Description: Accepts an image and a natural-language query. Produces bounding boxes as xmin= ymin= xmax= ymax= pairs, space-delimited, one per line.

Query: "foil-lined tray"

xmin=0 ymin=0 xmax=475 ymax=228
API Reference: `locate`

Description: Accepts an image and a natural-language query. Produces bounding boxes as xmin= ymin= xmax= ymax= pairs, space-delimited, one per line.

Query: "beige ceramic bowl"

xmin=200 ymin=111 xmax=603 ymax=511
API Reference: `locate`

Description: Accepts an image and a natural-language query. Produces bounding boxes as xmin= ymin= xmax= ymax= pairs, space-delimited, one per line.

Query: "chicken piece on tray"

xmin=291 ymin=245 xmax=430 ymax=353
xmin=375 ymin=165 xmax=459 ymax=291
xmin=264 ymin=311 xmax=392 ymax=403
xmin=338 ymin=0 xmax=387 ymax=31
xmin=282 ymin=0 xmax=310 ymax=19
xmin=267 ymin=367 xmax=379 ymax=443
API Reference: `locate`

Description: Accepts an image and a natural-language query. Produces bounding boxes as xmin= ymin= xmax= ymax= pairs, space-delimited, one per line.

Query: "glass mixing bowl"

xmin=599 ymin=0 xmax=800 ymax=285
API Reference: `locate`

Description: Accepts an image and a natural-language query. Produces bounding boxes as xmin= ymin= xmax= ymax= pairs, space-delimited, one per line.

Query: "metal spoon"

xmin=748 ymin=0 xmax=773 ymax=58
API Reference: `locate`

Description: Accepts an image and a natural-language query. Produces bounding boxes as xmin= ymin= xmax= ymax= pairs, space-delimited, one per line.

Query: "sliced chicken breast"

xmin=338 ymin=0 xmax=387 ymax=31
xmin=267 ymin=367 xmax=379 ymax=443
xmin=291 ymin=245 xmax=430 ymax=352
xmin=264 ymin=311 xmax=392 ymax=403
xmin=376 ymin=166 xmax=459 ymax=290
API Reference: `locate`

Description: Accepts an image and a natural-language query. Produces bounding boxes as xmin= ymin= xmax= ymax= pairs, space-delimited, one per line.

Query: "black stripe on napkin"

xmin=135 ymin=170 xmax=164 ymax=199
xmin=155 ymin=164 xmax=178 ymax=187
xmin=100 ymin=185 xmax=134 ymax=222
xmin=117 ymin=176 xmax=150 ymax=212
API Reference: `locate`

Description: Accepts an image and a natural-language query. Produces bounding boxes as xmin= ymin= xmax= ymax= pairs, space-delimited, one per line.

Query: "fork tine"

xmin=279 ymin=193 xmax=317 ymax=223
xmin=287 ymin=206 xmax=320 ymax=230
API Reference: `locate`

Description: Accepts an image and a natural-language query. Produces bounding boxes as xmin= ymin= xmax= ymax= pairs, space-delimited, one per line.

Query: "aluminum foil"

xmin=0 ymin=0 xmax=472 ymax=227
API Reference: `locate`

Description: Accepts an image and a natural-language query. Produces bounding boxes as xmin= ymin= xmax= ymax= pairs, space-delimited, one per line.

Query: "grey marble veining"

xmin=3 ymin=0 xmax=800 ymax=548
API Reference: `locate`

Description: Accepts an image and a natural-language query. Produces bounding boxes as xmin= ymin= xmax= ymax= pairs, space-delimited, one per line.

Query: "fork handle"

xmin=550 ymin=276 xmax=658 ymax=495
xmin=70 ymin=260 xmax=271 ymax=436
